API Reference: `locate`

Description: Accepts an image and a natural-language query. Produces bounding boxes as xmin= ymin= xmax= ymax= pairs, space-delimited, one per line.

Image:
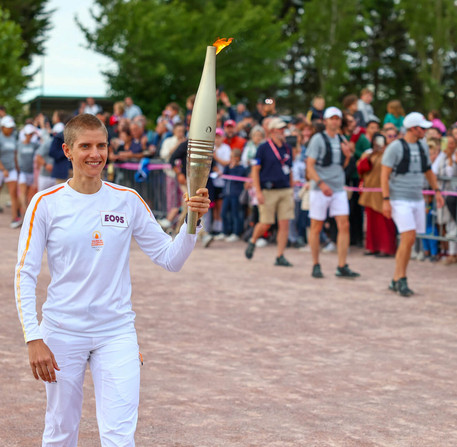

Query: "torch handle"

xmin=186 ymin=209 xmax=199 ymax=234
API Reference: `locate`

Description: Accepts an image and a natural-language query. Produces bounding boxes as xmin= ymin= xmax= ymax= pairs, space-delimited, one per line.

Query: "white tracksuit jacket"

xmin=15 ymin=181 xmax=199 ymax=343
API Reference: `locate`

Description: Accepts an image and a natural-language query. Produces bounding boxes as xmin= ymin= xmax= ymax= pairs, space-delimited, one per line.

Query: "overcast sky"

xmin=22 ymin=0 xmax=111 ymax=101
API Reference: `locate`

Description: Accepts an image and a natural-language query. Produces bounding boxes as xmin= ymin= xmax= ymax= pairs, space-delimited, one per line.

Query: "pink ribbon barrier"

xmin=115 ymin=162 xmax=172 ymax=170
xmin=114 ymin=163 xmax=457 ymax=197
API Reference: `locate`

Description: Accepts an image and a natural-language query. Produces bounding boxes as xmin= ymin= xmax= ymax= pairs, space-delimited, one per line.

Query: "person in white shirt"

xmin=83 ymin=97 xmax=102 ymax=115
xmin=14 ymin=114 xmax=210 ymax=447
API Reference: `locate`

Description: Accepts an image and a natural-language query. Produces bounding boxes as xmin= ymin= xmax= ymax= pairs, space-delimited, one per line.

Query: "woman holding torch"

xmin=14 ymin=113 xmax=210 ymax=446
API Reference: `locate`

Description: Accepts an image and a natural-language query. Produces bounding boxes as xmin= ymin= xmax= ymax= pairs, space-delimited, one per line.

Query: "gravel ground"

xmin=1 ymin=206 xmax=457 ymax=447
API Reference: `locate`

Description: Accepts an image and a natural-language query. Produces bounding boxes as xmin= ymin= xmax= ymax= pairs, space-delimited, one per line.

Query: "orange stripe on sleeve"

xmin=104 ymin=182 xmax=152 ymax=215
xmin=16 ymin=186 xmax=65 ymax=342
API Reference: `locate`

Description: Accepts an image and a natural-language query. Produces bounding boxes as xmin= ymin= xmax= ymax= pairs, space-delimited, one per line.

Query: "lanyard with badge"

xmin=267 ymin=139 xmax=290 ymax=176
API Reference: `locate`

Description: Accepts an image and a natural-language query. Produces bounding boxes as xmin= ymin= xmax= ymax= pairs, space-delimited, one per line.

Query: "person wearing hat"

xmin=17 ymin=124 xmax=40 ymax=216
xmin=223 ymin=119 xmax=246 ymax=151
xmin=381 ymin=112 xmax=445 ymax=297
xmin=306 ymin=107 xmax=360 ymax=278
xmin=0 ymin=116 xmax=21 ymax=228
xmin=245 ymin=117 xmax=294 ymax=266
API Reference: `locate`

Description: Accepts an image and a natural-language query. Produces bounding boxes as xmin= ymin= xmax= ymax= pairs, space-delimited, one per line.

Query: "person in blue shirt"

xmin=244 ymin=118 xmax=294 ymax=266
xmin=221 ymin=149 xmax=247 ymax=241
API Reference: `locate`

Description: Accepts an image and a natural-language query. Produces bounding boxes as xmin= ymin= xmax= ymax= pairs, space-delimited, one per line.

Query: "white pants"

xmin=38 ymin=175 xmax=56 ymax=192
xmin=309 ymin=190 xmax=349 ymax=221
xmin=41 ymin=325 xmax=141 ymax=447
xmin=391 ymin=200 xmax=426 ymax=234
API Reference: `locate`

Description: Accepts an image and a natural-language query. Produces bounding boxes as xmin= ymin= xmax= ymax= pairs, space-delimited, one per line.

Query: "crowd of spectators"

xmin=1 ymin=90 xmax=456 ymax=269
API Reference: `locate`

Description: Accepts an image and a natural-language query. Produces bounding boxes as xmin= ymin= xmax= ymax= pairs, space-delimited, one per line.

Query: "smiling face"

xmin=63 ymin=128 xmax=108 ymax=181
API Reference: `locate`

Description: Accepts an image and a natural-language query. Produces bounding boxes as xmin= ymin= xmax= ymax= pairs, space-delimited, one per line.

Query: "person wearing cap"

xmin=0 ymin=116 xmax=21 ymax=228
xmin=17 ymin=124 xmax=40 ymax=216
xmin=381 ymin=112 xmax=445 ymax=297
xmin=306 ymin=106 xmax=360 ymax=279
xmin=245 ymin=117 xmax=294 ymax=266
xmin=223 ymin=119 xmax=247 ymax=151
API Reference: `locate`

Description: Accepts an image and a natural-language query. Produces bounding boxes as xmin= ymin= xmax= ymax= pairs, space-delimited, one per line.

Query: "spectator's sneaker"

xmin=245 ymin=241 xmax=256 ymax=259
xmin=335 ymin=264 xmax=360 ymax=278
xmin=274 ymin=255 xmax=293 ymax=267
xmin=397 ymin=277 xmax=414 ymax=297
xmin=202 ymin=234 xmax=214 ymax=248
xmin=255 ymin=238 xmax=268 ymax=248
xmin=322 ymin=241 xmax=336 ymax=253
xmin=388 ymin=279 xmax=399 ymax=292
xmin=311 ymin=263 xmax=323 ymax=278
xmin=10 ymin=217 xmax=22 ymax=229
xmin=226 ymin=234 xmax=240 ymax=243
xmin=214 ymin=233 xmax=226 ymax=241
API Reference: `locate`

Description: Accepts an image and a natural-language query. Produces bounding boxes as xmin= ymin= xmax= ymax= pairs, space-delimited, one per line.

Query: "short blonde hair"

xmin=386 ymin=100 xmax=404 ymax=118
xmin=64 ymin=113 xmax=108 ymax=148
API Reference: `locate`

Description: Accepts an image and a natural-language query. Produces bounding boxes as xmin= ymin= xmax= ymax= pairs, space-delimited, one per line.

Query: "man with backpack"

xmin=381 ymin=112 xmax=445 ymax=297
xmin=306 ymin=107 xmax=360 ymax=279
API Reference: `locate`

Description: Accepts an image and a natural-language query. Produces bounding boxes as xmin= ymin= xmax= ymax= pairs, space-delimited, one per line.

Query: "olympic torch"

xmin=186 ymin=38 xmax=233 ymax=234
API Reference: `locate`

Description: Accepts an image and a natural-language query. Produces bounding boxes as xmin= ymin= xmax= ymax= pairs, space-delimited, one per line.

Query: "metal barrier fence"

xmin=110 ymin=160 xmax=168 ymax=218
xmin=415 ymin=175 xmax=457 ymax=243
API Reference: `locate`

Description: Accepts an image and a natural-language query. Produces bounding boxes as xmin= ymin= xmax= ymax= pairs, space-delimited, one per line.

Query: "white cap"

xmin=52 ymin=122 xmax=65 ymax=134
xmin=403 ymin=112 xmax=432 ymax=129
xmin=23 ymin=124 xmax=36 ymax=135
xmin=268 ymin=117 xmax=287 ymax=130
xmin=1 ymin=116 xmax=15 ymax=128
xmin=323 ymin=107 xmax=342 ymax=120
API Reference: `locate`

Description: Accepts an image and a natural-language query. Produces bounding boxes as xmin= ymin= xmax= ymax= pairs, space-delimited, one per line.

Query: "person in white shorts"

xmin=306 ymin=107 xmax=360 ymax=278
xmin=0 ymin=115 xmax=21 ymax=228
xmin=14 ymin=114 xmax=210 ymax=447
xmin=381 ymin=112 xmax=444 ymax=297
xmin=17 ymin=124 xmax=40 ymax=215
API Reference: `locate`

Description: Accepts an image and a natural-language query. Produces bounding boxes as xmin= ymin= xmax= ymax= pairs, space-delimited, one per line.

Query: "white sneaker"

xmin=299 ymin=245 xmax=311 ymax=252
xmin=255 ymin=238 xmax=268 ymax=248
xmin=214 ymin=233 xmax=226 ymax=241
xmin=322 ymin=241 xmax=336 ymax=253
xmin=157 ymin=218 xmax=172 ymax=229
xmin=202 ymin=234 xmax=214 ymax=248
xmin=226 ymin=234 xmax=240 ymax=242
xmin=10 ymin=218 xmax=22 ymax=229
xmin=416 ymin=252 xmax=425 ymax=261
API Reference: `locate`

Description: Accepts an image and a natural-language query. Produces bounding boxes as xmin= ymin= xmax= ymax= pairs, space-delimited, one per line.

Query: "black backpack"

xmin=395 ymin=138 xmax=430 ymax=174
xmin=319 ymin=131 xmax=345 ymax=167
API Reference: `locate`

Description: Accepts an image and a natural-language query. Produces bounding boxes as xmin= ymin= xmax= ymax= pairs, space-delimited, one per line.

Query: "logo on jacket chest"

xmin=91 ymin=231 xmax=104 ymax=251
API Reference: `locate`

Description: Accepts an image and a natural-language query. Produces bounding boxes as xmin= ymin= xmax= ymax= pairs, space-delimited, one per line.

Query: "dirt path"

xmin=1 ymin=209 xmax=456 ymax=446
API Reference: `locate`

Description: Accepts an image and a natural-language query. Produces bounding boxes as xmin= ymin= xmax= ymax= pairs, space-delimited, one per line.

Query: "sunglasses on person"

xmin=386 ymin=132 xmax=398 ymax=139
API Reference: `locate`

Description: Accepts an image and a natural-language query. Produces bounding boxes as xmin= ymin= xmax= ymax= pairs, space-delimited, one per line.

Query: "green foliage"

xmin=0 ymin=0 xmax=53 ymax=66
xmin=0 ymin=8 xmax=28 ymax=113
xmin=398 ymin=0 xmax=457 ymax=111
xmin=298 ymin=0 xmax=360 ymax=103
xmin=79 ymin=0 xmax=290 ymax=118
xmin=80 ymin=0 xmax=457 ymax=121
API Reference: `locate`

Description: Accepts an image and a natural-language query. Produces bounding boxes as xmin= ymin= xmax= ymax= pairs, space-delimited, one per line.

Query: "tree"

xmin=297 ymin=0 xmax=360 ymax=104
xmin=398 ymin=0 xmax=457 ymax=112
xmin=79 ymin=0 xmax=290 ymax=118
xmin=346 ymin=0 xmax=422 ymax=115
xmin=0 ymin=8 xmax=28 ymax=113
xmin=1 ymin=0 xmax=53 ymax=66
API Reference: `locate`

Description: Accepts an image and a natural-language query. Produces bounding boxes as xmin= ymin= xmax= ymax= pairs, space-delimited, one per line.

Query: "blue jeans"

xmin=222 ymin=195 xmax=244 ymax=235
xmin=289 ymin=200 xmax=309 ymax=243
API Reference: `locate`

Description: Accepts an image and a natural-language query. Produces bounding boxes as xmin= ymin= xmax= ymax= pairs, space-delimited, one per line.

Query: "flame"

xmin=213 ymin=37 xmax=233 ymax=55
